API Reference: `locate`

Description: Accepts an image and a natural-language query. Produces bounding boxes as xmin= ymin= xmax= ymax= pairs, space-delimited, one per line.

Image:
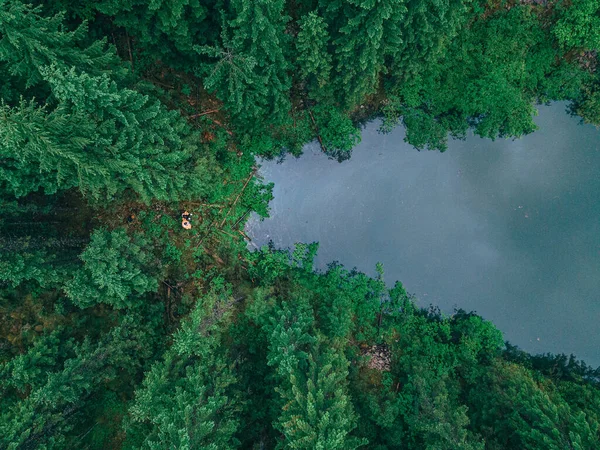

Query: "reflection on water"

xmin=247 ymin=103 xmax=600 ymax=367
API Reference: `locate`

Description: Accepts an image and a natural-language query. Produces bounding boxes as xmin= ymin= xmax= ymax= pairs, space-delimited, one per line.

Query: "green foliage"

xmin=1 ymin=75 xmax=214 ymax=200
xmin=270 ymin=335 xmax=365 ymax=449
xmin=554 ymin=0 xmax=600 ymax=50
xmin=95 ymin=0 xmax=219 ymax=71
xmin=127 ymin=291 xmax=239 ymax=449
xmin=198 ymin=0 xmax=291 ymax=129
xmin=65 ymin=228 xmax=159 ymax=309
xmin=572 ymin=84 xmax=600 ymax=125
xmin=384 ymin=7 xmax=581 ymax=150
xmin=312 ymin=105 xmax=361 ymax=160
xmin=466 ymin=360 xmax=600 ymax=449
xmin=236 ymin=247 xmax=600 ymax=449
xmin=0 ymin=100 xmax=94 ymax=197
xmin=0 ymin=242 xmax=63 ymax=289
xmin=0 ymin=0 xmax=119 ymax=99
xmin=391 ymin=0 xmax=473 ymax=76
xmin=0 ymin=196 xmax=87 ymax=291
xmin=321 ymin=0 xmax=406 ymax=108
xmin=0 ymin=0 xmax=217 ymax=203
xmin=0 ymin=315 xmax=155 ymax=449
xmin=296 ymin=12 xmax=333 ymax=101
xmin=2 ymin=1 xmax=600 ymax=448
xmin=44 ymin=66 xmax=213 ymax=202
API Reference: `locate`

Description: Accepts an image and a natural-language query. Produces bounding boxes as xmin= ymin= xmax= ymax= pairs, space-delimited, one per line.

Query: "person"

xmin=181 ymin=210 xmax=192 ymax=229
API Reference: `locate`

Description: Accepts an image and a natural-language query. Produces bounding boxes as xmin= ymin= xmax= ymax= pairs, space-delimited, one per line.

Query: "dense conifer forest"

xmin=1 ymin=0 xmax=600 ymax=448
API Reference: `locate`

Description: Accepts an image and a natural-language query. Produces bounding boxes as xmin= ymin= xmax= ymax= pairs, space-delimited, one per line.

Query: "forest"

xmin=1 ymin=0 xmax=600 ymax=448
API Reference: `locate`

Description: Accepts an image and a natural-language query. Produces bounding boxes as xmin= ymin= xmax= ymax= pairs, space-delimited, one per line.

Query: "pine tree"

xmin=65 ymin=228 xmax=159 ymax=309
xmin=0 ymin=330 xmax=71 ymax=396
xmin=265 ymin=300 xmax=364 ymax=449
xmin=199 ymin=0 xmax=291 ymax=129
xmin=272 ymin=338 xmax=366 ymax=450
xmin=391 ymin=0 xmax=473 ymax=77
xmin=0 ymin=316 xmax=155 ymax=450
xmin=95 ymin=0 xmax=220 ymax=71
xmin=1 ymin=1 xmax=216 ymax=203
xmin=295 ymin=12 xmax=334 ymax=102
xmin=45 ymin=66 xmax=211 ymax=201
xmin=127 ymin=291 xmax=240 ymax=449
xmin=0 ymin=0 xmax=119 ymax=100
xmin=1 ymin=67 xmax=214 ymax=201
xmin=319 ymin=0 xmax=406 ymax=108
xmin=466 ymin=360 xmax=599 ymax=449
xmin=0 ymin=240 xmax=65 ymax=289
xmin=0 ymin=100 xmax=95 ymax=198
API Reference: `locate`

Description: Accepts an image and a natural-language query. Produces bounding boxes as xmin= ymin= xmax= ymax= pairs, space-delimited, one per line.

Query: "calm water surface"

xmin=247 ymin=104 xmax=600 ymax=366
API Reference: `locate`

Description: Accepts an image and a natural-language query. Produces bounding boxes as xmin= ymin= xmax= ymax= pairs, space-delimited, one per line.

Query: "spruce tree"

xmin=466 ymin=360 xmax=600 ymax=449
xmin=391 ymin=0 xmax=473 ymax=77
xmin=65 ymin=228 xmax=159 ymax=309
xmin=272 ymin=338 xmax=365 ymax=449
xmin=128 ymin=291 xmax=240 ymax=449
xmin=295 ymin=12 xmax=334 ymax=102
xmin=95 ymin=0 xmax=220 ymax=71
xmin=0 ymin=316 xmax=155 ymax=450
xmin=1 ymin=0 xmax=216 ymax=203
xmin=199 ymin=0 xmax=291 ymax=129
xmin=266 ymin=300 xmax=364 ymax=449
xmin=1 ymin=68 xmax=214 ymax=201
xmin=319 ymin=0 xmax=406 ymax=108
xmin=0 ymin=0 xmax=119 ymax=100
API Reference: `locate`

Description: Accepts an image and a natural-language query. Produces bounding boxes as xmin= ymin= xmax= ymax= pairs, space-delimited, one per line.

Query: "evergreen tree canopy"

xmin=127 ymin=291 xmax=240 ymax=449
xmin=1 ymin=0 xmax=600 ymax=448
xmin=0 ymin=0 xmax=119 ymax=100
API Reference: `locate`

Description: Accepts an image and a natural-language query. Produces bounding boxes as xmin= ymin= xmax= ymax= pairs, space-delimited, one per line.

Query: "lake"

xmin=246 ymin=103 xmax=600 ymax=367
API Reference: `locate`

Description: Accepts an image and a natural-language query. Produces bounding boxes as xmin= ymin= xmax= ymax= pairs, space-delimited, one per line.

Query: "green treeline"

xmin=1 ymin=0 xmax=599 ymax=448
